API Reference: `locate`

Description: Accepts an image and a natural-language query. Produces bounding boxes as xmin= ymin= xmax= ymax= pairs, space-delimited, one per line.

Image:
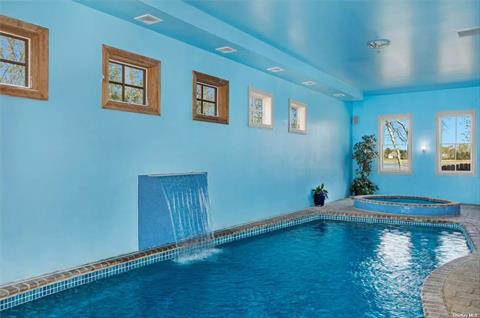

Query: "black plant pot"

xmin=313 ymin=193 xmax=326 ymax=206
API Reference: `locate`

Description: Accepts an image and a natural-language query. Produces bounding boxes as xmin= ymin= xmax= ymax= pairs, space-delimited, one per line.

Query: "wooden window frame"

xmin=436 ymin=110 xmax=476 ymax=176
xmin=378 ymin=114 xmax=413 ymax=175
xmin=102 ymin=45 xmax=160 ymax=116
xmin=0 ymin=15 xmax=48 ymax=100
xmin=192 ymin=71 xmax=229 ymax=124
xmin=288 ymin=99 xmax=307 ymax=134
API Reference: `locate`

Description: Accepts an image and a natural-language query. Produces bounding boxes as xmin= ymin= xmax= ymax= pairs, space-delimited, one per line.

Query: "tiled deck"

xmin=1 ymin=199 xmax=478 ymax=317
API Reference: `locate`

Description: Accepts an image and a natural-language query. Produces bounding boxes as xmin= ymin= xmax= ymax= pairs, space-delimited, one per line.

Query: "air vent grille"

xmin=266 ymin=66 xmax=284 ymax=73
xmin=134 ymin=14 xmax=162 ymax=25
xmin=215 ymin=46 xmax=237 ymax=54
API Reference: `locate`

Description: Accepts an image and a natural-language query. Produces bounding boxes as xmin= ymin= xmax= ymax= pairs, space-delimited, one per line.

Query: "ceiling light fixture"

xmin=302 ymin=81 xmax=316 ymax=86
xmin=134 ymin=14 xmax=162 ymax=25
xmin=215 ymin=46 xmax=237 ymax=54
xmin=333 ymin=93 xmax=345 ymax=97
xmin=266 ymin=66 xmax=284 ymax=73
xmin=367 ymin=39 xmax=391 ymax=50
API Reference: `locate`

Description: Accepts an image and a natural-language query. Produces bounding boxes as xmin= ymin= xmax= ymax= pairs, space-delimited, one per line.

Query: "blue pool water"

xmin=3 ymin=220 xmax=469 ymax=318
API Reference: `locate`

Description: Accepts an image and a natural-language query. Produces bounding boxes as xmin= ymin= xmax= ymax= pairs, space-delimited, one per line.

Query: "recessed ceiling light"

xmin=457 ymin=26 xmax=480 ymax=37
xmin=302 ymin=81 xmax=316 ymax=86
xmin=266 ymin=66 xmax=284 ymax=73
xmin=215 ymin=46 xmax=237 ymax=54
xmin=333 ymin=93 xmax=346 ymax=97
xmin=134 ymin=14 xmax=163 ymax=25
xmin=367 ymin=39 xmax=391 ymax=50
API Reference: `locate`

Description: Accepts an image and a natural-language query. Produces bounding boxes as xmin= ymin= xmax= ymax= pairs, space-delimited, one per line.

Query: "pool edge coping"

xmin=1 ymin=202 xmax=478 ymax=313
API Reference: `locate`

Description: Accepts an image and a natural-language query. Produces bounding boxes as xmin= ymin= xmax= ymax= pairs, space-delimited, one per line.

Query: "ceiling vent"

xmin=266 ymin=66 xmax=284 ymax=73
xmin=301 ymin=81 xmax=316 ymax=86
xmin=215 ymin=46 xmax=237 ymax=54
xmin=333 ymin=93 xmax=346 ymax=97
xmin=134 ymin=14 xmax=163 ymax=25
xmin=457 ymin=26 xmax=480 ymax=37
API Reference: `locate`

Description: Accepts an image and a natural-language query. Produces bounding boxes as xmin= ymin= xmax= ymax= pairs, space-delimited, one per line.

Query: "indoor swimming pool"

xmin=2 ymin=220 xmax=470 ymax=318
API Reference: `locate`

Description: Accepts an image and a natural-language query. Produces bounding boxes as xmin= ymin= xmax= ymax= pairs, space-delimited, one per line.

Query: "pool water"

xmin=367 ymin=197 xmax=444 ymax=205
xmin=3 ymin=221 xmax=470 ymax=318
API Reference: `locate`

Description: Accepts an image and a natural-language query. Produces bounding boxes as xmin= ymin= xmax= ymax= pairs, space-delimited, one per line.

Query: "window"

xmin=0 ymin=15 xmax=48 ymax=100
xmin=102 ymin=45 xmax=160 ymax=115
xmin=249 ymin=87 xmax=273 ymax=129
xmin=288 ymin=99 xmax=307 ymax=134
xmin=192 ymin=71 xmax=229 ymax=124
xmin=378 ymin=114 xmax=412 ymax=173
xmin=437 ymin=111 xmax=476 ymax=175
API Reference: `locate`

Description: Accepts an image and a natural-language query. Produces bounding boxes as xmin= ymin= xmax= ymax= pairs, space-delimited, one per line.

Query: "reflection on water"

xmin=378 ymin=230 xmax=412 ymax=270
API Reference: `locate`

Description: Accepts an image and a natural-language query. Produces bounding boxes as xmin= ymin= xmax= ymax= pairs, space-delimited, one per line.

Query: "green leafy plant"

xmin=312 ymin=183 xmax=329 ymax=198
xmin=351 ymin=134 xmax=379 ymax=195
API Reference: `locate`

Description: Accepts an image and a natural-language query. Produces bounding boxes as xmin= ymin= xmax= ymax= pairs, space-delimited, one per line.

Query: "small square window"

xmin=102 ymin=45 xmax=160 ymax=115
xmin=288 ymin=99 xmax=307 ymax=134
xmin=192 ymin=71 xmax=229 ymax=124
xmin=0 ymin=16 xmax=48 ymax=100
xmin=249 ymin=87 xmax=273 ymax=129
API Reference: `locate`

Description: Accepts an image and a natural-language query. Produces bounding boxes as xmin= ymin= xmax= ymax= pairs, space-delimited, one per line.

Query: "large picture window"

xmin=437 ymin=111 xmax=476 ymax=175
xmin=379 ymin=114 xmax=412 ymax=173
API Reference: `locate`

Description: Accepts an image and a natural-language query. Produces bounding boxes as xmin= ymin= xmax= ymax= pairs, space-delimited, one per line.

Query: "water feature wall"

xmin=138 ymin=173 xmax=214 ymax=254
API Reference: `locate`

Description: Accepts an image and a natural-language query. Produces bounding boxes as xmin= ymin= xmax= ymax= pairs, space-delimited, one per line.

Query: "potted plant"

xmin=351 ymin=134 xmax=379 ymax=196
xmin=312 ymin=184 xmax=328 ymax=206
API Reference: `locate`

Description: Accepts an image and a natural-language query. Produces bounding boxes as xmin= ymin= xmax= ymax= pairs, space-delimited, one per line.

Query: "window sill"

xmin=103 ymin=100 xmax=159 ymax=116
xmin=0 ymin=84 xmax=48 ymax=100
xmin=437 ymin=171 xmax=476 ymax=177
xmin=193 ymin=114 xmax=228 ymax=124
xmin=378 ymin=170 xmax=412 ymax=175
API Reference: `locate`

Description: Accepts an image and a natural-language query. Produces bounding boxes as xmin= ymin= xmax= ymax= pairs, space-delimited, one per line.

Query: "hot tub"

xmin=353 ymin=195 xmax=460 ymax=216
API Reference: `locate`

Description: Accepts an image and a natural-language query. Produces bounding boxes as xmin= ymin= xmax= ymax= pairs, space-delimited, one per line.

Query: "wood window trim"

xmin=192 ymin=71 xmax=229 ymax=124
xmin=102 ymin=45 xmax=160 ymax=116
xmin=0 ymin=15 xmax=48 ymax=100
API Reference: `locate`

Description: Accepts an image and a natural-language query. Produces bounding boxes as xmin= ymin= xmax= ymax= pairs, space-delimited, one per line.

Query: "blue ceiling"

xmin=77 ymin=0 xmax=480 ymax=99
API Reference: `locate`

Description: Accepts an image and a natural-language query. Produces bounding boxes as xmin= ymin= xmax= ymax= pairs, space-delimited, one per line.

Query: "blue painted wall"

xmin=0 ymin=1 xmax=352 ymax=284
xmin=352 ymin=86 xmax=480 ymax=204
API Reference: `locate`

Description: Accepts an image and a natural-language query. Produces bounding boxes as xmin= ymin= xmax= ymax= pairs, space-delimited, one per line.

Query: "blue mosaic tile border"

xmin=0 ymin=213 xmax=474 ymax=312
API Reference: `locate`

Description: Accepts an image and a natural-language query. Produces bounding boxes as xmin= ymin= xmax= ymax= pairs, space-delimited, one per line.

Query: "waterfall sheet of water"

xmin=158 ymin=173 xmax=216 ymax=262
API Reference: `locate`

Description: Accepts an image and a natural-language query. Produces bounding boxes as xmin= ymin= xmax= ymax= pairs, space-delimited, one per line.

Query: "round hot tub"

xmin=353 ymin=195 xmax=460 ymax=216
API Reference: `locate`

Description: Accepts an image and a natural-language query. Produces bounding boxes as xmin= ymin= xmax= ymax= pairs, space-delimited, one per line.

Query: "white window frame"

xmin=378 ymin=114 xmax=412 ymax=174
xmin=248 ymin=87 xmax=273 ymax=129
xmin=436 ymin=110 xmax=476 ymax=176
xmin=288 ymin=99 xmax=307 ymax=134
